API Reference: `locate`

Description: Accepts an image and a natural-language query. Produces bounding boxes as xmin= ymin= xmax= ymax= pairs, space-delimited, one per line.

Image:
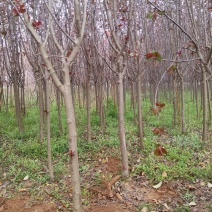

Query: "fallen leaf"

xmin=163 ymin=203 xmax=171 ymax=210
xmin=153 ymin=181 xmax=162 ymax=189
xmin=162 ymin=171 xmax=167 ymax=177
xmin=208 ymin=182 xmax=212 ymax=188
xmin=115 ymin=193 xmax=123 ymax=201
xmin=0 ymin=182 xmax=2 ymax=186
xmin=0 ymin=206 xmax=4 ymax=212
xmin=189 ymin=201 xmax=196 ymax=206
xmin=187 ymin=185 xmax=196 ymax=190
xmin=141 ymin=207 xmax=148 ymax=212
xmin=18 ymin=188 xmax=28 ymax=192
xmin=23 ymin=175 xmax=29 ymax=181
xmin=200 ymin=182 xmax=205 ymax=186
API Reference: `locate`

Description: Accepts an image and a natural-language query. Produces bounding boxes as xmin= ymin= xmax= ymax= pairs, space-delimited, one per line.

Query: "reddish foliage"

xmin=150 ymin=107 xmax=161 ymax=115
xmin=12 ymin=4 xmax=26 ymax=16
xmin=153 ymin=13 xmax=157 ymax=20
xmin=32 ymin=20 xmax=42 ymax=28
xmin=145 ymin=53 xmax=154 ymax=59
xmin=70 ymin=150 xmax=76 ymax=158
xmin=156 ymin=102 xmax=165 ymax=108
xmin=124 ymin=35 xmax=129 ymax=41
xmin=152 ymin=127 xmax=165 ymax=135
xmin=120 ymin=17 xmax=126 ymax=21
xmin=167 ymin=65 xmax=176 ymax=75
xmin=208 ymin=6 xmax=212 ymax=12
xmin=154 ymin=144 xmax=167 ymax=156
xmin=118 ymin=23 xmax=123 ymax=28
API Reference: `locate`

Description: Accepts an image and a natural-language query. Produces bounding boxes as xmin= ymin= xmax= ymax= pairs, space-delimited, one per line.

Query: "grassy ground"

xmin=0 ymin=95 xmax=211 ymax=211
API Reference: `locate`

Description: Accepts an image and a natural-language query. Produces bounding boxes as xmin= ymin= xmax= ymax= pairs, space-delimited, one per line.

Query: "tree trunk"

xmin=56 ymin=89 xmax=63 ymax=135
xmin=180 ymin=76 xmax=186 ymax=134
xmin=207 ymin=80 xmax=212 ymax=126
xmin=63 ymin=84 xmax=82 ymax=211
xmin=37 ymin=73 xmax=44 ymax=143
xmin=45 ymin=77 xmax=54 ymax=180
xmin=86 ymin=71 xmax=91 ymax=142
xmin=202 ymin=66 xmax=207 ymax=142
xmin=137 ymin=75 xmax=144 ymax=149
xmin=131 ymin=82 xmax=137 ymax=124
xmin=117 ymin=72 xmax=129 ymax=178
xmin=173 ymin=73 xmax=177 ymax=126
xmin=13 ymin=74 xmax=23 ymax=133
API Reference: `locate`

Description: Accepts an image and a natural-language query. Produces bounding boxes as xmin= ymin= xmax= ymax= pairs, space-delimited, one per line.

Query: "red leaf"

xmin=153 ymin=13 xmax=157 ymax=20
xmin=156 ymin=102 xmax=165 ymax=108
xmin=124 ymin=35 xmax=129 ymax=41
xmin=13 ymin=8 xmax=19 ymax=16
xmin=167 ymin=65 xmax=176 ymax=75
xmin=32 ymin=20 xmax=42 ymax=28
xmin=208 ymin=6 xmax=212 ymax=12
xmin=19 ymin=4 xmax=26 ymax=13
xmin=70 ymin=150 xmax=75 ymax=158
xmin=154 ymin=144 xmax=167 ymax=156
xmin=145 ymin=53 xmax=154 ymax=59
xmin=66 ymin=51 xmax=72 ymax=58
xmin=177 ymin=51 xmax=182 ymax=56
xmin=120 ymin=17 xmax=126 ymax=21
xmin=150 ymin=107 xmax=160 ymax=115
xmin=118 ymin=23 xmax=123 ymax=28
xmin=152 ymin=127 xmax=165 ymax=135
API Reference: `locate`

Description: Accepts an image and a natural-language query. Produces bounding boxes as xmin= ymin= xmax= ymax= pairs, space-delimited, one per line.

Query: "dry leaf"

xmin=200 ymin=182 xmax=205 ymax=186
xmin=23 ymin=175 xmax=29 ymax=181
xmin=162 ymin=171 xmax=167 ymax=177
xmin=18 ymin=188 xmax=27 ymax=192
xmin=153 ymin=181 xmax=162 ymax=189
xmin=0 ymin=206 xmax=4 ymax=212
xmin=115 ymin=193 xmax=123 ymax=201
xmin=189 ymin=201 xmax=196 ymax=206
xmin=163 ymin=203 xmax=171 ymax=210
xmin=207 ymin=182 xmax=212 ymax=188
xmin=141 ymin=207 xmax=148 ymax=212
xmin=0 ymin=182 xmax=2 ymax=186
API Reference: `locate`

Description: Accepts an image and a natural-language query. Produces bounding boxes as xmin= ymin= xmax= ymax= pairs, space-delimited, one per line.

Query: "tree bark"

xmin=117 ymin=71 xmax=129 ymax=178
xmin=45 ymin=76 xmax=54 ymax=180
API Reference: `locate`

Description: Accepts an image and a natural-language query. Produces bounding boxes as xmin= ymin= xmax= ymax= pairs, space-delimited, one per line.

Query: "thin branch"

xmin=148 ymin=1 xmax=197 ymax=47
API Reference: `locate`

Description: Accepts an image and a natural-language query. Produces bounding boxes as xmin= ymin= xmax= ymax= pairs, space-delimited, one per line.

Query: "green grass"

xmin=0 ymin=94 xmax=211 ymax=186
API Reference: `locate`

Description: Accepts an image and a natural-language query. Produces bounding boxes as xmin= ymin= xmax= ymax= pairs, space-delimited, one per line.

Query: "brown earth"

xmin=0 ymin=196 xmax=56 ymax=212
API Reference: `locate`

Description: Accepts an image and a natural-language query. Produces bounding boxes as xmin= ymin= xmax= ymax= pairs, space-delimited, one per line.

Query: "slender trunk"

xmin=137 ymin=75 xmax=144 ymax=149
xmin=117 ymin=72 xmax=129 ymax=178
xmin=6 ymin=84 xmax=9 ymax=113
xmin=0 ymin=80 xmax=3 ymax=111
xmin=99 ymin=76 xmax=104 ymax=129
xmin=132 ymin=82 xmax=137 ymax=124
xmin=95 ymin=83 xmax=99 ymax=114
xmin=56 ymin=89 xmax=63 ymax=135
xmin=207 ymin=80 xmax=212 ymax=126
xmin=63 ymin=85 xmax=82 ymax=212
xmin=106 ymin=80 xmax=109 ymax=108
xmin=195 ymin=80 xmax=199 ymax=118
xmin=21 ymin=86 xmax=26 ymax=115
xmin=13 ymin=75 xmax=23 ymax=133
xmin=78 ymin=84 xmax=81 ymax=108
xmin=45 ymin=77 xmax=54 ymax=180
xmin=113 ymin=81 xmax=117 ymax=108
xmin=173 ymin=73 xmax=177 ymax=126
xmin=86 ymin=72 xmax=91 ymax=142
xmin=180 ymin=76 xmax=186 ymax=133
xmin=38 ymin=74 xmax=44 ymax=143
xmin=202 ymin=66 xmax=207 ymax=142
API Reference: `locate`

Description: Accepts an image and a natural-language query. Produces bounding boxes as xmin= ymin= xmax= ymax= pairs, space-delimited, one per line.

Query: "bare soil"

xmin=0 ymin=156 xmax=211 ymax=212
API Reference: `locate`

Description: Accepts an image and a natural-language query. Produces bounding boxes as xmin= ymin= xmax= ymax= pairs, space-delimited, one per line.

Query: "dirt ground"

xmin=0 ymin=157 xmax=211 ymax=212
